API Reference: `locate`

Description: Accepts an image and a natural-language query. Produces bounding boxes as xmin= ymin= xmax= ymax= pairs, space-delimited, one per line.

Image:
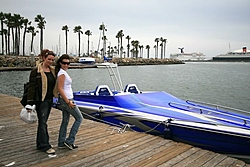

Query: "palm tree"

xmin=139 ymin=45 xmax=144 ymax=58
xmin=27 ymin=26 xmax=38 ymax=53
xmin=162 ymin=38 xmax=167 ymax=58
xmin=107 ymin=45 xmax=111 ymax=56
xmin=0 ymin=12 xmax=5 ymax=55
xmin=146 ymin=45 xmax=150 ymax=59
xmin=73 ymin=25 xmax=83 ymax=56
xmin=131 ymin=40 xmax=139 ymax=59
xmin=154 ymin=38 xmax=159 ymax=59
xmin=113 ymin=46 xmax=117 ymax=56
xmin=118 ymin=30 xmax=124 ymax=58
xmin=153 ymin=45 xmax=157 ymax=59
xmin=34 ymin=14 xmax=46 ymax=53
xmin=125 ymin=35 xmax=131 ymax=58
xmin=2 ymin=29 xmax=8 ymax=54
xmin=99 ymin=23 xmax=107 ymax=57
xmin=101 ymin=35 xmax=107 ymax=56
xmin=160 ymin=37 xmax=164 ymax=59
xmin=62 ymin=25 xmax=69 ymax=54
xmin=115 ymin=33 xmax=120 ymax=56
xmin=85 ymin=30 xmax=92 ymax=56
xmin=4 ymin=13 xmax=13 ymax=55
xmin=12 ymin=14 xmax=24 ymax=55
xmin=160 ymin=43 xmax=163 ymax=59
xmin=22 ymin=18 xmax=31 ymax=56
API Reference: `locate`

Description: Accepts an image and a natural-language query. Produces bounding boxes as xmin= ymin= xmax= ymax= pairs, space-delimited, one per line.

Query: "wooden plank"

xmin=158 ymin=147 xmax=201 ymax=167
xmin=0 ymin=94 xmax=249 ymax=167
xmin=129 ymin=143 xmax=191 ymax=167
xmin=101 ymin=137 xmax=174 ymax=167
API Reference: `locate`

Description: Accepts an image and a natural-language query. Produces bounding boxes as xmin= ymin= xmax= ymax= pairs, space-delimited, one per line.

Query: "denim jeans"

xmin=58 ymin=97 xmax=83 ymax=146
xmin=36 ymin=99 xmax=53 ymax=151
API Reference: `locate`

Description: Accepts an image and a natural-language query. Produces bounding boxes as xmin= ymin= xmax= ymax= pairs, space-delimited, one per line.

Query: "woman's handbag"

xmin=20 ymin=105 xmax=37 ymax=123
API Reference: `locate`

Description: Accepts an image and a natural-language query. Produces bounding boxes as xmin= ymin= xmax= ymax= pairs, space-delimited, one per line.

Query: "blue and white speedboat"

xmin=60 ymin=67 xmax=250 ymax=161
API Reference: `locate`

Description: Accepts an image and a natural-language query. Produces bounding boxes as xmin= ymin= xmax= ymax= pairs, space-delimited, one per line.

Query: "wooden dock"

xmin=0 ymin=94 xmax=249 ymax=167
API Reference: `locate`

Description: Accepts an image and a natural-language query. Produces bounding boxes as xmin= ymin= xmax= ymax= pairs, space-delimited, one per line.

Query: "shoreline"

xmin=0 ymin=55 xmax=184 ymax=71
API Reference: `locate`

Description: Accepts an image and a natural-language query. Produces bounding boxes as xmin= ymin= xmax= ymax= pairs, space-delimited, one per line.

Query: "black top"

xmin=45 ymin=72 xmax=56 ymax=100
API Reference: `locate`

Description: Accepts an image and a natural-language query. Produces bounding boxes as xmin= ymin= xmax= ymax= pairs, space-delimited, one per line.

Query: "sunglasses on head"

xmin=61 ymin=61 xmax=70 ymax=65
xmin=45 ymin=51 xmax=55 ymax=56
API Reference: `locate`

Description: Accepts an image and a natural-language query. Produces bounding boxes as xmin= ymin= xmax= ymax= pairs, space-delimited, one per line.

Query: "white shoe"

xmin=46 ymin=148 xmax=55 ymax=154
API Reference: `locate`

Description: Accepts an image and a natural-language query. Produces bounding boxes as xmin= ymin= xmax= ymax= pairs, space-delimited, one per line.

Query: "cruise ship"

xmin=213 ymin=47 xmax=250 ymax=62
xmin=170 ymin=47 xmax=206 ymax=61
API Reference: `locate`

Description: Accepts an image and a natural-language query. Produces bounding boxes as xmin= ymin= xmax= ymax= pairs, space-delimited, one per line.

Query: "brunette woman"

xmin=27 ymin=49 xmax=58 ymax=154
xmin=55 ymin=54 xmax=83 ymax=150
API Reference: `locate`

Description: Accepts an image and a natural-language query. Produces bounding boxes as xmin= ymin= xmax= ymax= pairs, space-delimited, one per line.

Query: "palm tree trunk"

xmin=87 ymin=36 xmax=89 ymax=56
xmin=31 ymin=35 xmax=34 ymax=53
xmin=7 ymin=28 xmax=10 ymax=55
xmin=23 ymin=28 xmax=27 ymax=56
xmin=40 ymin=29 xmax=43 ymax=53
xmin=4 ymin=33 xmax=7 ymax=55
xmin=66 ymin=32 xmax=68 ymax=54
xmin=1 ymin=20 xmax=4 ymax=55
xmin=78 ymin=32 xmax=80 ymax=56
xmin=14 ymin=27 xmax=18 ymax=55
xmin=11 ymin=28 xmax=14 ymax=55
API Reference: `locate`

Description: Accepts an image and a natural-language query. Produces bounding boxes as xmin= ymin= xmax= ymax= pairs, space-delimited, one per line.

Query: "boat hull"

xmin=79 ymin=57 xmax=95 ymax=64
xmin=77 ymin=105 xmax=250 ymax=159
xmin=213 ymin=56 xmax=250 ymax=62
xmin=73 ymin=91 xmax=250 ymax=159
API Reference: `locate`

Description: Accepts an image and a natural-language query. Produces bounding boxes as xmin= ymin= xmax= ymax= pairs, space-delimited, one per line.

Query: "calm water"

xmin=0 ymin=62 xmax=250 ymax=112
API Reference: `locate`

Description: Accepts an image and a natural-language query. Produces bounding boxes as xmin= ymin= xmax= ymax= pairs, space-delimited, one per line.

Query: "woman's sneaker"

xmin=64 ymin=141 xmax=73 ymax=150
xmin=58 ymin=144 xmax=67 ymax=149
xmin=64 ymin=141 xmax=78 ymax=150
xmin=71 ymin=144 xmax=78 ymax=149
xmin=46 ymin=148 xmax=55 ymax=154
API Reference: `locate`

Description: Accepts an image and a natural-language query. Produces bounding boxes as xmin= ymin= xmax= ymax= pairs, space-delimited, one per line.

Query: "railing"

xmin=169 ymin=101 xmax=250 ymax=125
xmin=186 ymin=100 xmax=250 ymax=115
xmin=106 ymin=65 xmax=123 ymax=92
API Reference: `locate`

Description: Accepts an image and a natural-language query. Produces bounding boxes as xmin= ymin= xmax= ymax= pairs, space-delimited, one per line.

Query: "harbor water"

xmin=0 ymin=62 xmax=249 ymax=113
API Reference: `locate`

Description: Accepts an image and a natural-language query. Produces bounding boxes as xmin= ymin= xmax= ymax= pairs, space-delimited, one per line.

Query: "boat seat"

xmin=124 ymin=84 xmax=141 ymax=94
xmin=95 ymin=85 xmax=113 ymax=96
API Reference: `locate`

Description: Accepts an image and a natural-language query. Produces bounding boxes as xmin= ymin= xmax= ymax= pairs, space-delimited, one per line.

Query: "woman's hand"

xmin=67 ymin=100 xmax=76 ymax=108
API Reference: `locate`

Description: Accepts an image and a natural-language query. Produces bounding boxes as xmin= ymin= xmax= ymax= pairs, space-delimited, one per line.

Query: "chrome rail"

xmin=186 ymin=100 xmax=249 ymax=115
xmin=106 ymin=65 xmax=123 ymax=92
xmin=169 ymin=102 xmax=250 ymax=125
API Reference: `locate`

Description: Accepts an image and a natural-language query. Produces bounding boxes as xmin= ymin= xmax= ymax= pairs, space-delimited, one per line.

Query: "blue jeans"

xmin=36 ymin=99 xmax=53 ymax=151
xmin=58 ymin=98 xmax=83 ymax=146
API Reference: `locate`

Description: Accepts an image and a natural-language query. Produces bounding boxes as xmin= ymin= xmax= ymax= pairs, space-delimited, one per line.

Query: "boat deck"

xmin=0 ymin=94 xmax=249 ymax=167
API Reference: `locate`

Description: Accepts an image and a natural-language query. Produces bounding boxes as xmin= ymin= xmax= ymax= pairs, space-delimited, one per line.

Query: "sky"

xmin=1 ymin=0 xmax=250 ymax=58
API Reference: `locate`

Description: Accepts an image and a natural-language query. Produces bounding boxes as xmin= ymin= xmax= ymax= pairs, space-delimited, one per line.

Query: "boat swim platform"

xmin=0 ymin=94 xmax=249 ymax=167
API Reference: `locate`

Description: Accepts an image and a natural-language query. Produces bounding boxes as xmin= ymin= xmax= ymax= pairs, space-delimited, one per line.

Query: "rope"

xmin=80 ymin=110 xmax=166 ymax=134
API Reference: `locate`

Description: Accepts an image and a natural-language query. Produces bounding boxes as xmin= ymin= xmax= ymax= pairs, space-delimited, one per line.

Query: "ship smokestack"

xmin=242 ymin=47 xmax=247 ymax=53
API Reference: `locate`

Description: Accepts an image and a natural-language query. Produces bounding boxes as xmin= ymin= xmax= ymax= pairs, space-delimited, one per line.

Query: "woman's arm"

xmin=27 ymin=68 xmax=38 ymax=105
xmin=57 ymin=74 xmax=69 ymax=103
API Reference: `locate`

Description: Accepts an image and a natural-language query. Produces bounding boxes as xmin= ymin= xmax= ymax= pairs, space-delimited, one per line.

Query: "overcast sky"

xmin=1 ymin=0 xmax=250 ymax=58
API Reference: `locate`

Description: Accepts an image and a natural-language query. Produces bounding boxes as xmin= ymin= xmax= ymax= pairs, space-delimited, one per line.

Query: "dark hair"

xmin=55 ymin=54 xmax=70 ymax=76
xmin=39 ymin=49 xmax=55 ymax=60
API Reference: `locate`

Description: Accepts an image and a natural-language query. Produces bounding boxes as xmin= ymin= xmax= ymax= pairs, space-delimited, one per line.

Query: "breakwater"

xmin=0 ymin=55 xmax=184 ymax=68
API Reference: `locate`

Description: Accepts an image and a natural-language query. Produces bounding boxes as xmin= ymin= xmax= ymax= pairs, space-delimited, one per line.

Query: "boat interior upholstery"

xmin=124 ymin=84 xmax=141 ymax=94
xmin=95 ymin=85 xmax=113 ymax=96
